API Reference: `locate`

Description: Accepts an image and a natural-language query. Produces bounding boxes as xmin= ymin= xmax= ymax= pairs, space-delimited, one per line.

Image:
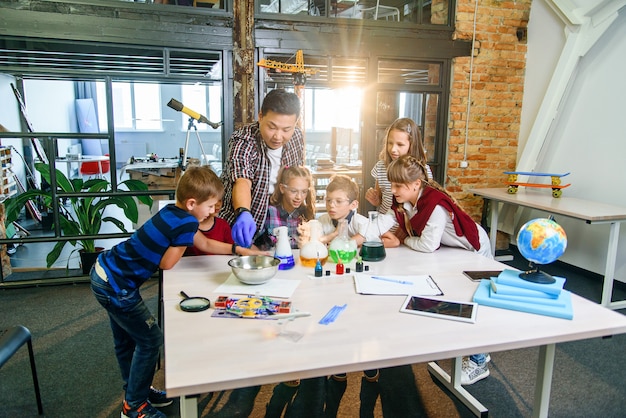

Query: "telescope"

xmin=167 ymin=98 xmax=222 ymax=129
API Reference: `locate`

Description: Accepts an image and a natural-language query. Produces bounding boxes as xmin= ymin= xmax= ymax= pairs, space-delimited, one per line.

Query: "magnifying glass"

xmin=179 ymin=291 xmax=211 ymax=312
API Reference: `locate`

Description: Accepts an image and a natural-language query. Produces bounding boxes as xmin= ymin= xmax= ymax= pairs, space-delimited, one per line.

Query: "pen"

xmin=371 ymin=276 xmax=413 ymax=285
xmin=270 ymin=312 xmax=312 ymax=320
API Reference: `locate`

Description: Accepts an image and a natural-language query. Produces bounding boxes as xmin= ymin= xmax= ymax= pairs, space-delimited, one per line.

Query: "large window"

xmin=373 ymin=58 xmax=445 ymax=181
xmin=103 ymin=0 xmax=225 ymax=10
xmin=305 ymin=87 xmax=362 ymax=132
xmin=180 ymin=84 xmax=223 ymax=131
xmin=260 ymin=50 xmax=449 ymax=210
xmin=374 ymin=91 xmax=439 ymax=173
xmin=96 ymin=82 xmax=162 ymax=131
xmin=257 ymin=0 xmax=451 ymax=25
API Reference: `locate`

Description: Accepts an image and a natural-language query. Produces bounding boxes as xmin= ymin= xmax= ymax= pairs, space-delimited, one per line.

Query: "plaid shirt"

xmin=220 ymin=121 xmax=304 ymax=238
xmin=262 ymin=204 xmax=306 ymax=249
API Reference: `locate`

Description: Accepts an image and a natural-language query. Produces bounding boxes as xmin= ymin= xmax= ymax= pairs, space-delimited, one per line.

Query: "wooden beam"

xmin=233 ymin=0 xmax=255 ymax=128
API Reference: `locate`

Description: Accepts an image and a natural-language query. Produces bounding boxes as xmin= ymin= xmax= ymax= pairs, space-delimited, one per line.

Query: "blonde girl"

xmin=258 ymin=166 xmax=315 ymax=249
xmin=387 ymin=155 xmax=490 ymax=257
xmin=365 ymin=117 xmax=433 ymax=214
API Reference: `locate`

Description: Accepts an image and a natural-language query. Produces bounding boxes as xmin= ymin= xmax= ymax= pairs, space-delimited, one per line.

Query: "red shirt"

xmin=184 ymin=217 xmax=234 ymax=256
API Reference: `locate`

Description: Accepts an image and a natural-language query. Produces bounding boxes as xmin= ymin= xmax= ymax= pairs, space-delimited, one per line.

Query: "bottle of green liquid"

xmin=329 ymin=219 xmax=357 ymax=264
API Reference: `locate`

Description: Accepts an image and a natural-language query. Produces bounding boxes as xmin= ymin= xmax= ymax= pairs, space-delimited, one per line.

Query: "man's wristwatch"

xmin=231 ymin=243 xmax=238 ymax=256
xmin=234 ymin=207 xmax=250 ymax=218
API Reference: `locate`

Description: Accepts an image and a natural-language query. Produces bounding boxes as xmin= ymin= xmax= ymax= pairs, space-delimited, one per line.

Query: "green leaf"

xmin=121 ymin=179 xmax=153 ymax=208
xmin=46 ymin=240 xmax=68 ymax=268
xmin=4 ymin=190 xmax=48 ymax=224
xmin=8 ymin=162 xmax=151 ymax=268
xmin=36 ymin=162 xmax=74 ymax=193
xmin=103 ymin=216 xmax=128 ymax=232
xmin=80 ymin=240 xmax=96 ymax=253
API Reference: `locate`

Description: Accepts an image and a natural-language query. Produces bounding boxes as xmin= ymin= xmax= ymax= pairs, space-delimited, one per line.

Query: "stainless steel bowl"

xmin=228 ymin=255 xmax=281 ymax=285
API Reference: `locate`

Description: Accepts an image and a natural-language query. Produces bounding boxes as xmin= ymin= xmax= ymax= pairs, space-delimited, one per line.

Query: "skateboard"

xmin=504 ymin=171 xmax=571 ymax=198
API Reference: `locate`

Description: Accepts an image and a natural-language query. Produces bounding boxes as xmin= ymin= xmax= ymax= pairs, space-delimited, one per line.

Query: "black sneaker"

xmin=148 ymin=387 xmax=174 ymax=408
xmin=122 ymin=400 xmax=166 ymax=418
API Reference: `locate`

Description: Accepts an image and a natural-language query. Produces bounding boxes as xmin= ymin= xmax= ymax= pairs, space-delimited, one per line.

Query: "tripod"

xmin=181 ymin=117 xmax=208 ymax=171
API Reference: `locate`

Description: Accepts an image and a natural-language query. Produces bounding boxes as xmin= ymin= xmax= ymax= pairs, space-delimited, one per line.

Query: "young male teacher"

xmin=220 ymin=89 xmax=333 ymax=415
xmin=221 ymin=89 xmax=304 ymax=248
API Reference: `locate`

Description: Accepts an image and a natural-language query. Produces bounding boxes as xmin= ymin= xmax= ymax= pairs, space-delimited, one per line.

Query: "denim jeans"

xmin=91 ymin=267 xmax=162 ymax=408
xmin=470 ymin=353 xmax=487 ymax=366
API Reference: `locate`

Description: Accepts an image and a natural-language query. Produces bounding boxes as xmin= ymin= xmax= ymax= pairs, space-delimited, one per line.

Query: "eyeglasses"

xmin=281 ymin=185 xmax=308 ymax=197
xmin=325 ymin=198 xmax=351 ymax=206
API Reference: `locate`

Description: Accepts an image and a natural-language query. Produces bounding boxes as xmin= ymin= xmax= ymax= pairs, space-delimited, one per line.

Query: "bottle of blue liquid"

xmin=315 ymin=255 xmax=323 ymax=277
xmin=273 ymin=226 xmax=295 ymax=270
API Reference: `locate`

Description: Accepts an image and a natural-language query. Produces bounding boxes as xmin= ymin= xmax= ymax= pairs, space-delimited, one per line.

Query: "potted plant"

xmin=4 ymin=162 xmax=153 ymax=273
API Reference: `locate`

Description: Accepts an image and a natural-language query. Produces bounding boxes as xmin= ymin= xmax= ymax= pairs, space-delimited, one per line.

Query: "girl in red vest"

xmin=387 ymin=154 xmax=492 ymax=385
xmin=388 ymin=155 xmax=492 ymax=258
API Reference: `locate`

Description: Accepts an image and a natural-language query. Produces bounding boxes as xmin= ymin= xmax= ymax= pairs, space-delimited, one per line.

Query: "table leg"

xmin=533 ymin=344 xmax=555 ymax=418
xmin=602 ymin=222 xmax=625 ymax=309
xmin=180 ymin=395 xmax=198 ymax=418
xmin=489 ymin=200 xmax=498 ymax=257
xmin=427 ymin=358 xmax=488 ymax=417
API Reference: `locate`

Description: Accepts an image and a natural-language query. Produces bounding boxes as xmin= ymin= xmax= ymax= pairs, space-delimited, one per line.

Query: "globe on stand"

xmin=516 ymin=218 xmax=567 ymax=284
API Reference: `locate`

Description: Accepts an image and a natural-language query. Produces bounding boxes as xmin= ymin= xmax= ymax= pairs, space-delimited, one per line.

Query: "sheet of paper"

xmin=353 ymin=273 xmax=443 ymax=296
xmin=214 ymin=274 xmax=301 ymax=298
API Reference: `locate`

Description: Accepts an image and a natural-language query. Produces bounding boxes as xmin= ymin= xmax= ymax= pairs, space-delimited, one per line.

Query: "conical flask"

xmin=299 ymin=220 xmax=328 ymax=267
xmin=360 ymin=211 xmax=386 ymax=261
xmin=273 ymin=226 xmax=295 ymax=270
xmin=329 ymin=219 xmax=358 ymax=264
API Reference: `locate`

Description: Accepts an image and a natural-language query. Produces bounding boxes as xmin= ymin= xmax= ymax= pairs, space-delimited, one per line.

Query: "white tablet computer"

xmin=400 ymin=295 xmax=477 ymax=323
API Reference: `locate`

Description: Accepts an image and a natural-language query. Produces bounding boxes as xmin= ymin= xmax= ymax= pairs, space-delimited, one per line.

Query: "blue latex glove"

xmin=232 ymin=210 xmax=256 ymax=248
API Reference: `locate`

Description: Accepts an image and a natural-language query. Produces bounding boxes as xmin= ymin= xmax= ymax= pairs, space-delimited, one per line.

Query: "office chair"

xmin=79 ymin=155 xmax=110 ymax=178
xmin=0 ymin=325 xmax=44 ymax=415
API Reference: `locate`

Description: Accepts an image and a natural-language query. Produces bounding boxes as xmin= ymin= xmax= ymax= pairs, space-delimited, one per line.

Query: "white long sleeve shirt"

xmin=401 ymin=203 xmax=492 ymax=259
xmin=318 ymin=210 xmax=396 ymax=242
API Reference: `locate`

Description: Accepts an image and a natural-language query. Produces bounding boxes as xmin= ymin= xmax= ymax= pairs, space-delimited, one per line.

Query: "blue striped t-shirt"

xmin=99 ymin=204 xmax=198 ymax=293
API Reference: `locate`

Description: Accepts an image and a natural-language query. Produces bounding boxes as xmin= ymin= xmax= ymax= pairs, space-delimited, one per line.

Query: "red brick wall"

xmin=449 ymin=0 xmax=532 ymax=220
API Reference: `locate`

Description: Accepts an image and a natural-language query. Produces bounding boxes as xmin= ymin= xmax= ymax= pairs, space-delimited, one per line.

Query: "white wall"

xmin=519 ymin=3 xmax=626 ymax=280
xmin=518 ymin=0 xmax=565 ymax=155
xmin=24 ymin=79 xmax=77 ymax=158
